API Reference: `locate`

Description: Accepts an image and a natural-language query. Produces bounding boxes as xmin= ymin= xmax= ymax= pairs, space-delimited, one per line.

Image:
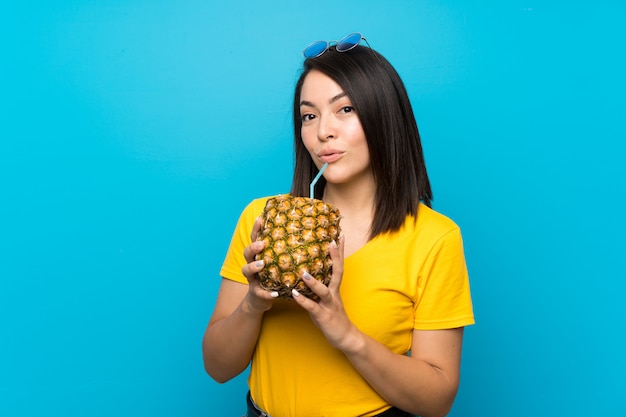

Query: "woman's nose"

xmin=317 ymin=115 xmax=336 ymax=142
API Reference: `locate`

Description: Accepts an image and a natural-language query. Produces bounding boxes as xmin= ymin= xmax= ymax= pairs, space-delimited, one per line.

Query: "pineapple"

xmin=255 ymin=194 xmax=341 ymax=299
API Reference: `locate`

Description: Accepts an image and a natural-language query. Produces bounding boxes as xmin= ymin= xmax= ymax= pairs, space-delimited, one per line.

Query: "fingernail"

xmin=303 ymin=272 xmax=312 ymax=280
xmin=292 ymin=289 xmax=300 ymax=297
xmin=255 ymin=260 xmax=264 ymax=267
xmin=331 ymin=240 xmax=337 ymax=248
xmin=270 ymin=291 xmax=279 ymax=298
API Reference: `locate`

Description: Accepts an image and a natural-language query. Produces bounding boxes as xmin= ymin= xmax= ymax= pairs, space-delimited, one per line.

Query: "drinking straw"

xmin=310 ymin=163 xmax=328 ymax=198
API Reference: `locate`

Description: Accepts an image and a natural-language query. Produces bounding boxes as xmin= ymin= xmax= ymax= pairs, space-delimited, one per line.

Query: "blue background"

xmin=2 ymin=1 xmax=625 ymax=416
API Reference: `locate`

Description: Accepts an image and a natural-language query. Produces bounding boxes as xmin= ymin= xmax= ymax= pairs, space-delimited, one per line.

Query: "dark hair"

xmin=290 ymin=45 xmax=432 ymax=239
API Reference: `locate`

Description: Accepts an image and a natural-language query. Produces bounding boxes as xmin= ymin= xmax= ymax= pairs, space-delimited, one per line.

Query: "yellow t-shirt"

xmin=220 ymin=196 xmax=474 ymax=417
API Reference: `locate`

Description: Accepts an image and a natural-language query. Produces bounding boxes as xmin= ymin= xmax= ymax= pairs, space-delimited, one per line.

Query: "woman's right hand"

xmin=241 ymin=216 xmax=278 ymax=313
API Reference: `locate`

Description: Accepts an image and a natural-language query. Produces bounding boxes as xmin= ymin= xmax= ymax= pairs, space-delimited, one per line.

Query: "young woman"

xmin=202 ymin=33 xmax=474 ymax=417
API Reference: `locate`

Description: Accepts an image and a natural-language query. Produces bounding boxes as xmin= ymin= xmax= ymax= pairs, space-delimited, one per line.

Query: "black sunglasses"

xmin=302 ymin=32 xmax=370 ymax=58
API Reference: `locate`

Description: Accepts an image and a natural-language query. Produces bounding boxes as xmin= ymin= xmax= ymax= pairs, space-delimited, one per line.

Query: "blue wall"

xmin=2 ymin=1 xmax=625 ymax=416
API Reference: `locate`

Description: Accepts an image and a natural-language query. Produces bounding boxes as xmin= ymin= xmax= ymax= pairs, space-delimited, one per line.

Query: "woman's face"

xmin=299 ymin=70 xmax=372 ymax=188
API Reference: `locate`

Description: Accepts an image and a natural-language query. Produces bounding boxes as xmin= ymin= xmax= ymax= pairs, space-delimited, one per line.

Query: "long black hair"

xmin=291 ymin=45 xmax=432 ymax=239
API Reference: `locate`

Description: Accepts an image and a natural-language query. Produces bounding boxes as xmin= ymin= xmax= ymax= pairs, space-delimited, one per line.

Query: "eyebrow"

xmin=300 ymin=92 xmax=348 ymax=108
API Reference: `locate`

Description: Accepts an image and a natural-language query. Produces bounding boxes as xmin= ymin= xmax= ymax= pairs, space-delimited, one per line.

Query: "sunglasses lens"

xmin=303 ymin=41 xmax=329 ymax=58
xmin=336 ymin=32 xmax=362 ymax=52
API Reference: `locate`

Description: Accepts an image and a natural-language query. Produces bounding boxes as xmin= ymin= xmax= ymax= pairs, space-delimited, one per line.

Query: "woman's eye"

xmin=302 ymin=114 xmax=316 ymax=122
xmin=340 ymin=106 xmax=355 ymax=114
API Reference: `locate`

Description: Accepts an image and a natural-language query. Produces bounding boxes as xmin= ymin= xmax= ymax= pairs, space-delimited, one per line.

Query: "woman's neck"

xmin=322 ymin=180 xmax=376 ymax=256
xmin=322 ymin=180 xmax=375 ymax=216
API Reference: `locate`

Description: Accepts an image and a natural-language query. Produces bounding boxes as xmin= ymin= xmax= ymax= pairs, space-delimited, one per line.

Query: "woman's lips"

xmin=318 ymin=150 xmax=344 ymax=163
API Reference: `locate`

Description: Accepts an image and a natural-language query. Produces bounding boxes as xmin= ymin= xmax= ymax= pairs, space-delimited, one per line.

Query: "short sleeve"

xmin=413 ymin=227 xmax=475 ymax=330
xmin=220 ymin=197 xmax=270 ymax=284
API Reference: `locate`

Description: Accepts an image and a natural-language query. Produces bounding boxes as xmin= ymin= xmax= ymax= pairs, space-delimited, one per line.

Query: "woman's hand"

xmin=291 ymin=235 xmax=361 ymax=351
xmin=241 ymin=217 xmax=278 ymax=313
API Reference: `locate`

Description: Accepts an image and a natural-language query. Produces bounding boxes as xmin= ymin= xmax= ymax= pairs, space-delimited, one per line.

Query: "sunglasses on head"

xmin=302 ymin=32 xmax=370 ymax=58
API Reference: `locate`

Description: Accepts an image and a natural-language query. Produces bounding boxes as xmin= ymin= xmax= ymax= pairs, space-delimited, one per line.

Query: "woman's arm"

xmin=343 ymin=327 xmax=463 ymax=417
xmin=202 ymin=221 xmax=276 ymax=383
xmin=292 ymin=236 xmax=464 ymax=417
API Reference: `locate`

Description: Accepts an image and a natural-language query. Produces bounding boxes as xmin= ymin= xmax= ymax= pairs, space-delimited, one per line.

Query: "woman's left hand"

xmin=291 ymin=235 xmax=361 ymax=351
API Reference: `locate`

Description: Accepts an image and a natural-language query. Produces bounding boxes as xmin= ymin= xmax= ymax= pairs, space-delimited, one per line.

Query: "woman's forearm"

xmin=341 ymin=328 xmax=463 ymax=417
xmin=202 ymin=294 xmax=265 ymax=383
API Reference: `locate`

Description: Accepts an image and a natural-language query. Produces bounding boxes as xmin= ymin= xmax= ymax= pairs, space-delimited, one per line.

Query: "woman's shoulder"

xmin=415 ymin=203 xmax=459 ymax=230
xmin=405 ymin=203 xmax=462 ymax=242
xmin=368 ymin=204 xmax=464 ymax=258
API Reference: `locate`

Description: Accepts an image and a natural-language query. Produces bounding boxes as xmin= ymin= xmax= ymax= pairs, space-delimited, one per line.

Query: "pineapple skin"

xmin=255 ymin=195 xmax=341 ymax=299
